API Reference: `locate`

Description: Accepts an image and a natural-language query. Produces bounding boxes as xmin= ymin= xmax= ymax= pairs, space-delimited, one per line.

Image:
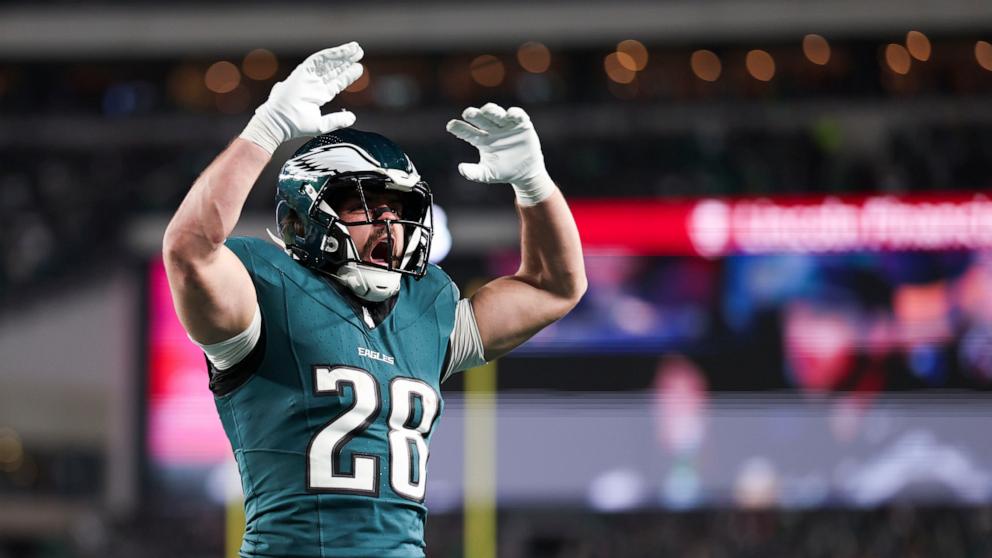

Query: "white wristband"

xmin=239 ymin=111 xmax=283 ymax=155
xmin=511 ymin=172 xmax=557 ymax=207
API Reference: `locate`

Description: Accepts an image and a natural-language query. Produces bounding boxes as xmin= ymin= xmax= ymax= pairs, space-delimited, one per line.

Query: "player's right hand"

xmin=240 ymin=42 xmax=365 ymax=154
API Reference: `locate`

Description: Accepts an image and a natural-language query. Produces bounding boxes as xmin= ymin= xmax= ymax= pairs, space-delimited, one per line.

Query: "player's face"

xmin=335 ymin=191 xmax=406 ymax=268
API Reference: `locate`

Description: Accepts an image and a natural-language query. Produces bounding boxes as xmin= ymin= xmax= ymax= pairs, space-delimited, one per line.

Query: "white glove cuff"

xmin=511 ymin=172 xmax=557 ymax=207
xmin=239 ymin=110 xmax=284 ymax=155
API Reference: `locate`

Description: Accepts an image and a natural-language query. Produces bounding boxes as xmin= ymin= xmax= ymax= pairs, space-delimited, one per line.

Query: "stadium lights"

xmin=802 ymin=34 xmax=831 ymax=66
xmin=427 ymin=204 xmax=451 ymax=264
xmin=0 ymin=427 xmax=24 ymax=473
xmin=469 ymin=54 xmax=505 ymax=87
xmin=242 ymin=48 xmax=278 ymax=81
xmin=884 ymin=43 xmax=912 ymax=75
xmin=905 ymin=31 xmax=931 ymax=62
xmin=603 ymin=52 xmax=636 ymax=84
xmin=616 ymin=39 xmax=649 ymax=71
xmin=690 ymin=49 xmax=722 ymax=82
xmin=168 ymin=64 xmax=210 ymax=109
xmin=603 ymin=40 xmax=647 ymax=96
xmin=204 ymin=61 xmax=240 ymax=93
xmin=746 ymin=49 xmax=776 ymax=81
xmin=517 ymin=41 xmax=551 ymax=73
xmin=977 ymin=41 xmax=992 ymax=72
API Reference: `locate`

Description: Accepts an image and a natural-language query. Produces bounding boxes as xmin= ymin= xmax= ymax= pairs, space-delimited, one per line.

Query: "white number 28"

xmin=306 ymin=366 xmax=440 ymax=502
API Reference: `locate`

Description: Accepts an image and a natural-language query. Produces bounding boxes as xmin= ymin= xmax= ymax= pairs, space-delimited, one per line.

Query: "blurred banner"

xmin=572 ymin=192 xmax=992 ymax=256
xmin=147 ymin=259 xmax=229 ymax=466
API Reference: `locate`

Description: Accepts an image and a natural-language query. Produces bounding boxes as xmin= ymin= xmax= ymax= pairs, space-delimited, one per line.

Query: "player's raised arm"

xmin=446 ymin=104 xmax=587 ymax=361
xmin=163 ymin=42 xmax=365 ymax=344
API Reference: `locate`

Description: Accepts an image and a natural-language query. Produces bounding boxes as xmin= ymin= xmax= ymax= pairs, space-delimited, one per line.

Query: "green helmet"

xmin=274 ymin=129 xmax=433 ymax=302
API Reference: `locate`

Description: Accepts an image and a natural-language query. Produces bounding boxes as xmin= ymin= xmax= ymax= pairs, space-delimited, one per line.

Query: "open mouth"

xmin=368 ymin=239 xmax=391 ymax=266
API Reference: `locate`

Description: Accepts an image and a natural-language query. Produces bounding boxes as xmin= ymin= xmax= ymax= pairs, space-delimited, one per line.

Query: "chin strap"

xmin=268 ymin=227 xmax=401 ymax=303
xmin=328 ymin=269 xmax=364 ymax=294
xmin=330 ymin=263 xmax=401 ymax=303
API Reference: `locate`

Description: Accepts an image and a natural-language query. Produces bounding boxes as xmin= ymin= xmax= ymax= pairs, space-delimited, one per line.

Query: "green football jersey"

xmin=213 ymin=236 xmax=457 ymax=557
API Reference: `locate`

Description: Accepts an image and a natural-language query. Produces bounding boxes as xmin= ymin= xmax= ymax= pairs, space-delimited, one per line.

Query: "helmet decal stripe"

xmin=281 ymin=142 xmax=420 ymax=186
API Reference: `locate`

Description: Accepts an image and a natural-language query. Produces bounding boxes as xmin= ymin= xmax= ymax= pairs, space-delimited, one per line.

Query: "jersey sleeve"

xmin=205 ymin=317 xmax=267 ymax=396
xmin=193 ymin=304 xmax=262 ymax=370
xmin=441 ymin=298 xmax=487 ymax=382
xmin=435 ymin=275 xmax=487 ymax=382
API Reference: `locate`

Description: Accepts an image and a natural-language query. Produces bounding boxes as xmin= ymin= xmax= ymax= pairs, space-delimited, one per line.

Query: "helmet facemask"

xmin=278 ymin=172 xmax=433 ymax=302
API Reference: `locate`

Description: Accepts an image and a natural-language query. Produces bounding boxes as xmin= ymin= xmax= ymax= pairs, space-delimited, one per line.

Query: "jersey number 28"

xmin=306 ymin=365 xmax=439 ymax=502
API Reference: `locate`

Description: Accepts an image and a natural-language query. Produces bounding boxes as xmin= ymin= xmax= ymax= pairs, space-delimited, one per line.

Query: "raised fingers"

xmin=461 ymin=107 xmax=496 ymax=131
xmin=445 ymin=119 xmax=488 ymax=146
xmin=505 ymin=106 xmax=530 ymax=125
xmin=309 ymin=42 xmax=364 ymax=65
xmin=462 ymin=103 xmax=525 ymax=131
xmin=329 ymin=63 xmax=365 ymax=95
xmin=299 ymin=43 xmax=364 ymax=85
xmin=479 ymin=102 xmax=509 ymax=125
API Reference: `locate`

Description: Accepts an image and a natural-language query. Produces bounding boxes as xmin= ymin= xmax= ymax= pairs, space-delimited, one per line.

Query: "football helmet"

xmin=273 ymin=128 xmax=433 ymax=302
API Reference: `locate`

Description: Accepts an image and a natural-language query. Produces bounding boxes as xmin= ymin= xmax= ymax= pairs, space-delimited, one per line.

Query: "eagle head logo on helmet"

xmin=273 ymin=129 xmax=433 ymax=302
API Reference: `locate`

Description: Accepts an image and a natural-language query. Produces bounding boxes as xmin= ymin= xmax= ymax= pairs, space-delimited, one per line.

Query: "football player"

xmin=163 ymin=41 xmax=586 ymax=557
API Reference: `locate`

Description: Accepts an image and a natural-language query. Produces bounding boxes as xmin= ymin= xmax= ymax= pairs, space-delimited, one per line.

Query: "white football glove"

xmin=445 ymin=103 xmax=557 ymax=206
xmin=240 ymin=42 xmax=365 ymax=154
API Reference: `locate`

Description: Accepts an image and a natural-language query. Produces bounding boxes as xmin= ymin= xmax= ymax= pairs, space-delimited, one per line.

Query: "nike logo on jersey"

xmin=358 ymin=346 xmax=395 ymax=365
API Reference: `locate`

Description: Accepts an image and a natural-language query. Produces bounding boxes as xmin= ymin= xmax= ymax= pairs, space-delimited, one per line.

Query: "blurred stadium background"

xmin=3 ymin=1 xmax=992 ymax=556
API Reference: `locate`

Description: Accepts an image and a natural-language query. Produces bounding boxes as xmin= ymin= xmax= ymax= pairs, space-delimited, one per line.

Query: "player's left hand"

xmin=446 ymin=103 xmax=556 ymax=206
